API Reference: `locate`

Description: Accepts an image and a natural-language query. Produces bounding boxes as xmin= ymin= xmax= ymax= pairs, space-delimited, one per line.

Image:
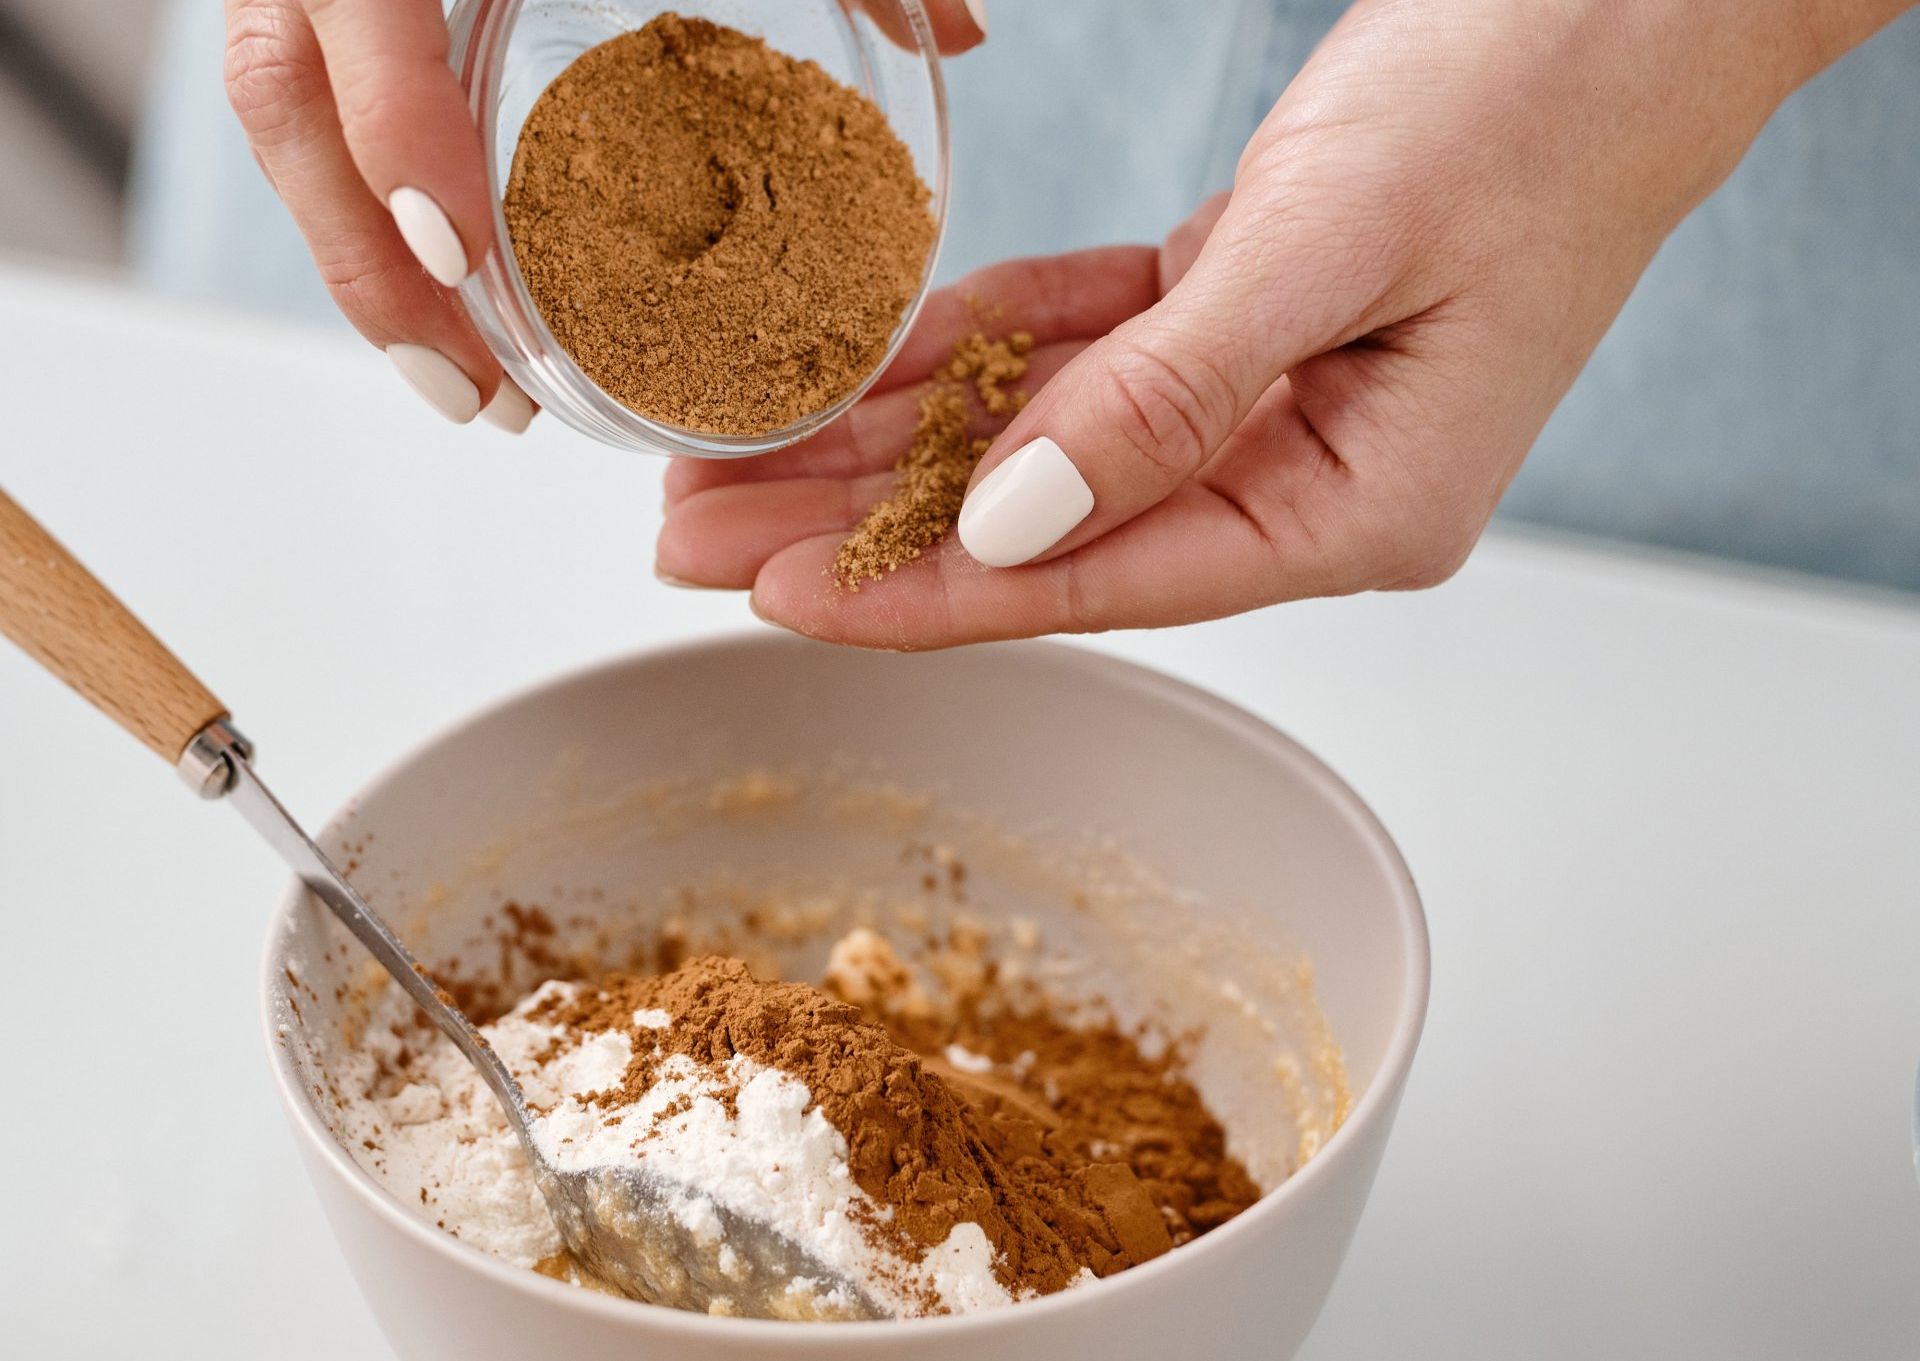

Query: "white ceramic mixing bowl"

xmin=264 ymin=635 xmax=1428 ymax=1359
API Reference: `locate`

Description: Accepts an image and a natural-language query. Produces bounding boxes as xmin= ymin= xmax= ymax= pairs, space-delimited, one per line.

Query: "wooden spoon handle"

xmin=0 ymin=487 xmax=227 ymax=763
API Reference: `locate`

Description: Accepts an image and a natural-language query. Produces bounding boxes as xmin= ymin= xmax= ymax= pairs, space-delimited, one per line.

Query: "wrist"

xmin=1767 ymin=0 xmax=1920 ymax=86
xmin=1627 ymin=0 xmax=1915 ymax=215
xmin=1246 ymin=0 xmax=1913 ymax=285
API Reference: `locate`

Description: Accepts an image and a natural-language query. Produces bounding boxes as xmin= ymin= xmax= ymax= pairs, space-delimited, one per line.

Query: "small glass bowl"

xmin=446 ymin=0 xmax=950 ymax=457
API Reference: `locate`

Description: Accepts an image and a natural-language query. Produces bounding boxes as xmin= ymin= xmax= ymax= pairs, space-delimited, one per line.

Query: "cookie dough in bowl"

xmin=264 ymin=636 xmax=1427 ymax=1359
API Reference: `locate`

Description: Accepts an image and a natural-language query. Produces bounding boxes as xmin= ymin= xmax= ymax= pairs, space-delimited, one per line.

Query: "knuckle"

xmin=1097 ymin=338 xmax=1231 ymax=481
xmin=1055 ymin=555 xmax=1114 ymax=639
xmin=317 ymin=248 xmax=388 ymax=296
xmin=316 ymin=250 xmax=421 ymax=339
xmin=331 ymin=77 xmax=417 ymax=145
xmin=224 ymin=3 xmax=324 ymax=137
xmin=1058 ymin=556 xmax=1091 ymax=633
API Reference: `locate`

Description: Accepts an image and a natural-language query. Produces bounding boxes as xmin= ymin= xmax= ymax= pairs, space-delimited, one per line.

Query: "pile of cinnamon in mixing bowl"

xmin=502 ymin=13 xmax=937 ymax=436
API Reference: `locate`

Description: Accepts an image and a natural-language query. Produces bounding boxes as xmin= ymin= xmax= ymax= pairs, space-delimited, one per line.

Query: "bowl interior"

xmin=455 ymin=0 xmax=950 ymax=457
xmin=266 ymin=638 xmax=1424 ymax=1312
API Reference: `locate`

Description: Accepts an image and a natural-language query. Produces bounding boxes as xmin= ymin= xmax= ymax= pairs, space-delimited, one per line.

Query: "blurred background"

xmin=0 ymin=0 xmax=163 ymax=265
xmin=3 ymin=0 xmax=1917 ymax=592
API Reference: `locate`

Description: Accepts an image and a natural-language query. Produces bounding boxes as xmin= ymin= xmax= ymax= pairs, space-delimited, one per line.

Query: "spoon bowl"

xmin=536 ymin=1164 xmax=881 ymax=1319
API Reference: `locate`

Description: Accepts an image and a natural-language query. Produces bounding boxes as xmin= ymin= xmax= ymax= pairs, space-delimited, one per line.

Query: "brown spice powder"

xmin=503 ymin=14 xmax=936 ymax=435
xmin=832 ymin=330 xmax=1034 ymax=588
xmin=536 ymin=956 xmax=1193 ymax=1302
xmin=920 ymin=1008 xmax=1261 ymax=1241
xmin=832 ymin=928 xmax=1262 ymax=1245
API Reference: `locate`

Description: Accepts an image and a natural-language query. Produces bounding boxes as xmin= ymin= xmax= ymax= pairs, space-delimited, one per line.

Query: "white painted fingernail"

xmin=957 ymin=436 xmax=1093 ymax=568
xmin=387 ymin=344 xmax=480 ymax=423
xmin=963 ymin=0 xmax=988 ymax=36
xmin=388 ymin=187 xmax=469 ymax=287
xmin=654 ymin=565 xmax=724 ymax=590
xmin=479 ymin=376 xmax=536 ymax=434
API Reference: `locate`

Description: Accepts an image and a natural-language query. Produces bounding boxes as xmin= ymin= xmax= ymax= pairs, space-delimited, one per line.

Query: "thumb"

xmin=1160 ymin=191 xmax=1231 ymax=288
xmin=956 ymin=198 xmax=1316 ymax=569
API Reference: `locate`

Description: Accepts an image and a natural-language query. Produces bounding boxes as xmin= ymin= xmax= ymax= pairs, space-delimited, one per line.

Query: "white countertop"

xmin=2 ymin=268 xmax=1916 ymax=1358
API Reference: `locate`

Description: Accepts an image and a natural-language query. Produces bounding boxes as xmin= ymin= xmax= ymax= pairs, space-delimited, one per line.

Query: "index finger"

xmin=874 ymin=246 xmax=1164 ymax=394
xmin=745 ymin=484 xmax=1314 ymax=649
xmin=301 ymin=0 xmax=491 ymax=286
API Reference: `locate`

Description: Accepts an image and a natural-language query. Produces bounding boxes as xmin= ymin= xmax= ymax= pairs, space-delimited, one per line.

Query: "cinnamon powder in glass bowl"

xmin=448 ymin=1 xmax=949 ymax=457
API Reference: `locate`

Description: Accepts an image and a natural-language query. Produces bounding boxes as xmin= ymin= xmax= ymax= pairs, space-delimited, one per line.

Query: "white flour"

xmin=334 ymin=980 xmax=1011 ymax=1317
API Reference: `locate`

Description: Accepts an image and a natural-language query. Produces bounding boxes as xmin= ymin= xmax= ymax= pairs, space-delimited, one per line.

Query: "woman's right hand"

xmin=221 ymin=0 xmax=988 ymax=431
xmin=655 ymin=0 xmax=1909 ymax=648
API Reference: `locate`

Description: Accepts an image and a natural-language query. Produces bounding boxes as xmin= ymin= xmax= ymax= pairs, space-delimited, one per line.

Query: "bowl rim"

xmin=262 ymin=632 xmax=1431 ymax=1342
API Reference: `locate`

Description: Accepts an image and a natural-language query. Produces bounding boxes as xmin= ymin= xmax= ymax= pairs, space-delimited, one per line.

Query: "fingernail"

xmin=387 ymin=344 xmax=481 ymax=423
xmin=654 ymin=565 xmax=724 ymax=590
xmin=480 ymin=377 xmax=536 ymax=434
xmin=388 ymin=187 xmax=469 ymax=287
xmin=957 ymin=436 xmax=1093 ymax=568
xmin=964 ymin=0 xmax=988 ymax=36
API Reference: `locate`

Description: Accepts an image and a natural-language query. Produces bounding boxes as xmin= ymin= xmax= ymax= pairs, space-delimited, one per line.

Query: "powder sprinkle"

xmin=832 ymin=330 xmax=1034 ymax=588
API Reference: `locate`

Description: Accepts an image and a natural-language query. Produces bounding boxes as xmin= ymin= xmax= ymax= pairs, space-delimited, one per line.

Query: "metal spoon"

xmin=0 ymin=488 xmax=876 ymax=1320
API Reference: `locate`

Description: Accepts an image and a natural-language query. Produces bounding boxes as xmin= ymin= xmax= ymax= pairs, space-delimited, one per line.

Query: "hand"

xmin=221 ymin=0 xmax=988 ymax=429
xmin=658 ymin=0 xmax=1909 ymax=648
